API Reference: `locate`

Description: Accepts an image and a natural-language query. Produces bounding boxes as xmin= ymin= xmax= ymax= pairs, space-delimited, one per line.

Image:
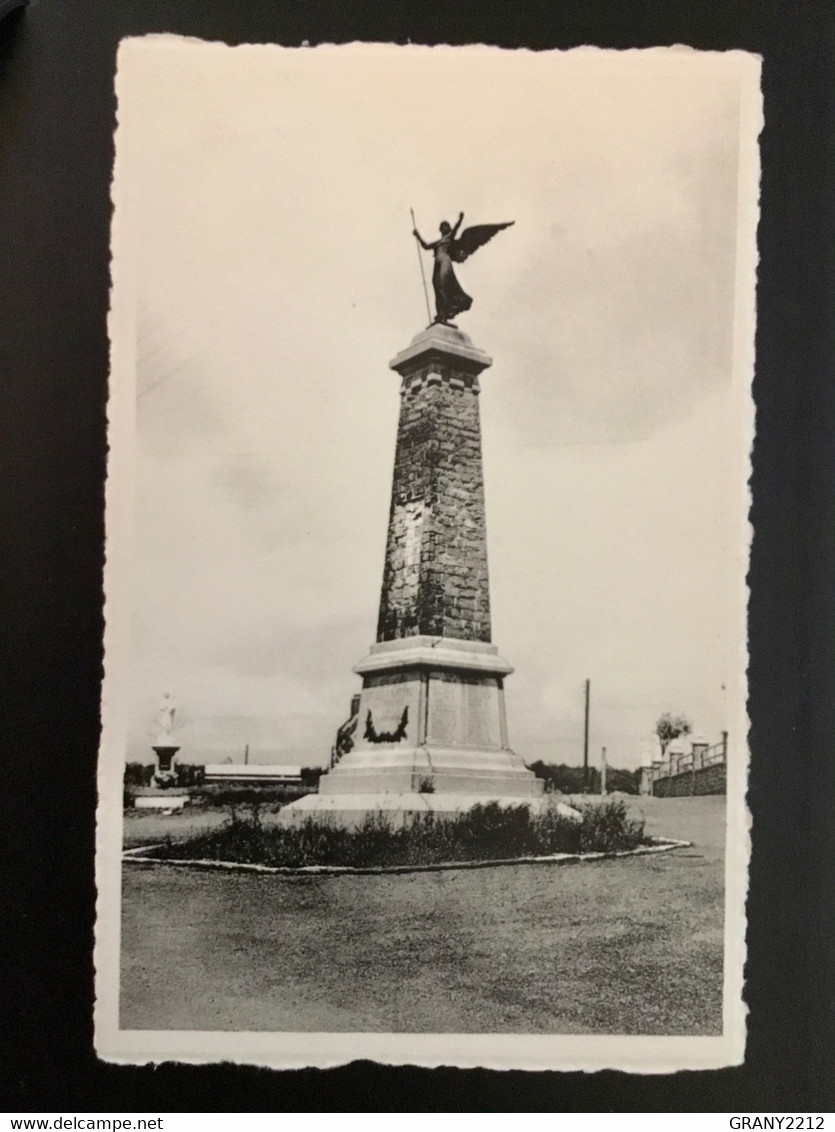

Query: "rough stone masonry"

xmin=377 ymin=355 xmax=490 ymax=643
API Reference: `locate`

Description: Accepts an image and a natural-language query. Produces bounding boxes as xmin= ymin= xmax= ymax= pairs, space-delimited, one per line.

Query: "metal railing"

xmin=650 ymin=732 xmax=727 ymax=784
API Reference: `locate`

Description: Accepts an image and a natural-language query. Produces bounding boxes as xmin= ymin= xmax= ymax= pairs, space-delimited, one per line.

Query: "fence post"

xmin=601 ymin=746 xmax=607 ymax=795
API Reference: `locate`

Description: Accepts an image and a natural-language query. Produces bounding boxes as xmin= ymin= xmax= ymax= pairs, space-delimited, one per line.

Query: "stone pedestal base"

xmin=281 ymin=635 xmax=544 ymax=828
xmin=133 ymin=790 xmax=189 ymax=811
xmin=318 ymin=744 xmax=541 ymax=797
xmin=151 ymin=743 xmax=180 ymax=788
xmin=278 ymin=791 xmax=569 ymax=830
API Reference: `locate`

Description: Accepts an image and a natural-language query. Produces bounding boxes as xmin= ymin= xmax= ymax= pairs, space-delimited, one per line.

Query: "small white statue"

xmin=156 ymin=692 xmax=176 ymax=743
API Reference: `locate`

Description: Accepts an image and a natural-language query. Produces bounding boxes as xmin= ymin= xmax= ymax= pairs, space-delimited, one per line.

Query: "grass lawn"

xmin=123 ymin=807 xmax=235 ymax=848
xmin=120 ymin=794 xmax=726 ymax=1034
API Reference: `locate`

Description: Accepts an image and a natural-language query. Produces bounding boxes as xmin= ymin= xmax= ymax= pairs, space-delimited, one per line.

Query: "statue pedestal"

xmin=280 ymin=793 xmax=548 ymax=829
xmin=280 ymin=640 xmax=543 ymax=829
xmin=133 ymin=788 xmax=189 ymax=812
xmin=329 ymin=637 xmax=538 ymax=793
xmin=151 ymin=743 xmax=180 ymax=788
xmin=133 ymin=745 xmax=189 ymax=811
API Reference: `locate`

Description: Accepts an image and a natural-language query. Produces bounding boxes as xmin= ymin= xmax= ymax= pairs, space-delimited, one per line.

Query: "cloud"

xmin=211 ymin=453 xmax=278 ymax=513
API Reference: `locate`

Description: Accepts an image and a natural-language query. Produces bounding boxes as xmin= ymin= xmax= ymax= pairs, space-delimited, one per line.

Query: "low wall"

xmin=204 ymin=764 xmax=301 ymax=782
xmin=653 ymin=761 xmax=726 ymax=797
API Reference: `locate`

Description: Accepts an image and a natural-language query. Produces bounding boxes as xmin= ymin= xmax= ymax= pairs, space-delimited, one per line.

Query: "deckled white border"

xmin=95 ymin=37 xmax=760 ymax=1072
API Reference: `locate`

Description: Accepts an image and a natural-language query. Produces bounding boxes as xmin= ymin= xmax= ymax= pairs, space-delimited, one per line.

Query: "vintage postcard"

xmin=96 ymin=38 xmax=760 ymax=1071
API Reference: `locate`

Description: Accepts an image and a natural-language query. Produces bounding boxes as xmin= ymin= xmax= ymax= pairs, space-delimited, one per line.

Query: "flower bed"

xmin=142 ymin=799 xmax=648 ymax=871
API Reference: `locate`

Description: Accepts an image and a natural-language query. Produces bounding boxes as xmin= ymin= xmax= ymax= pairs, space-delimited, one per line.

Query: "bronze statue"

xmin=412 ymin=212 xmax=514 ymax=325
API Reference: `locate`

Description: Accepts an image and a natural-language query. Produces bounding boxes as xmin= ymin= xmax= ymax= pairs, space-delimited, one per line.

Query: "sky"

xmin=110 ymin=40 xmax=758 ymax=769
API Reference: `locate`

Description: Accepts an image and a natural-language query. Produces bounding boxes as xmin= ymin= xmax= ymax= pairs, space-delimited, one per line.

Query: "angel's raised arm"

xmin=452 ymin=212 xmax=464 ymax=237
xmin=412 ymin=227 xmax=435 ymax=251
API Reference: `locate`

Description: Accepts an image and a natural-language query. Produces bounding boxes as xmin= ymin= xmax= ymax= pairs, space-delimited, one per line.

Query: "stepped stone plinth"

xmin=281 ymin=324 xmax=543 ymax=827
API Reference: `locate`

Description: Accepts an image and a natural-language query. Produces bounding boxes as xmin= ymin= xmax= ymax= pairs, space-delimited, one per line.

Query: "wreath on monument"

xmin=364 ymin=706 xmax=409 ymax=744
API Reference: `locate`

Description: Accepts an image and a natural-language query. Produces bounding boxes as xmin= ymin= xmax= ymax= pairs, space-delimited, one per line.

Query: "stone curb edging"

xmin=122 ymin=837 xmax=692 ymax=877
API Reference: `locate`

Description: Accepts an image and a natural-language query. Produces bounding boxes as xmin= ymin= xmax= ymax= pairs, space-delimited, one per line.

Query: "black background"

xmin=1 ymin=0 xmax=833 ymax=1113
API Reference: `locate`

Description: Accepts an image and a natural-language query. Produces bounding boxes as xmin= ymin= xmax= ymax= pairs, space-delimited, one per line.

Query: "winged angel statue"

xmin=412 ymin=212 xmax=514 ymax=324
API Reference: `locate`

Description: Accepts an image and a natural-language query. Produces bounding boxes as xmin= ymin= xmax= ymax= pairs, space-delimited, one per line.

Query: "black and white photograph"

xmin=96 ymin=39 xmax=760 ymax=1071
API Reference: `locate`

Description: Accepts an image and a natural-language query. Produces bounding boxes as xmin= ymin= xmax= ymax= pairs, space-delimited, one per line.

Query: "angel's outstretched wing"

xmin=451 ymin=221 xmax=514 ymax=263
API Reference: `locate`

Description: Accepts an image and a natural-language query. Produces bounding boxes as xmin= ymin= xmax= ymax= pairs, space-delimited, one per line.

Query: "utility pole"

xmin=583 ymin=678 xmax=590 ymax=792
xmin=601 ymin=745 xmax=607 ymax=796
xmin=244 ymin=742 xmax=249 ymax=766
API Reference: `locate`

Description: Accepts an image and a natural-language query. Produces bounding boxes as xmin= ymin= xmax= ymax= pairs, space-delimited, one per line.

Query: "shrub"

xmin=577 ymin=799 xmax=643 ymax=853
xmin=123 ymin=762 xmax=154 ymax=807
xmin=605 ymin=767 xmax=641 ymax=795
xmin=175 ymin=763 xmax=205 ymax=788
xmin=527 ymin=761 xmax=639 ymax=795
xmin=149 ymin=798 xmax=646 ymax=869
xmin=189 ymin=783 xmax=311 ymax=808
xmin=124 ymin=762 xmax=154 ymax=788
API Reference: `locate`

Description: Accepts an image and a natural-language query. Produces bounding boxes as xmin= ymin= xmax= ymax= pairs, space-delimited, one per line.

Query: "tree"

xmin=655 ymin=712 xmax=692 ymax=757
xmin=526 ymin=761 xmax=638 ymax=796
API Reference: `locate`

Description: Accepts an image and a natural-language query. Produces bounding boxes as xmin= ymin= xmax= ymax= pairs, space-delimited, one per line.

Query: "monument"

xmin=151 ymin=691 xmax=180 ymax=787
xmin=281 ymin=214 xmax=545 ymax=826
xmin=134 ymin=692 xmax=189 ymax=811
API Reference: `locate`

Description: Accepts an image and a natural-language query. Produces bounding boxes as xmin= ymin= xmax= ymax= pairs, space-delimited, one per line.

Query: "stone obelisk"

xmin=282 ymin=322 xmax=542 ymax=826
